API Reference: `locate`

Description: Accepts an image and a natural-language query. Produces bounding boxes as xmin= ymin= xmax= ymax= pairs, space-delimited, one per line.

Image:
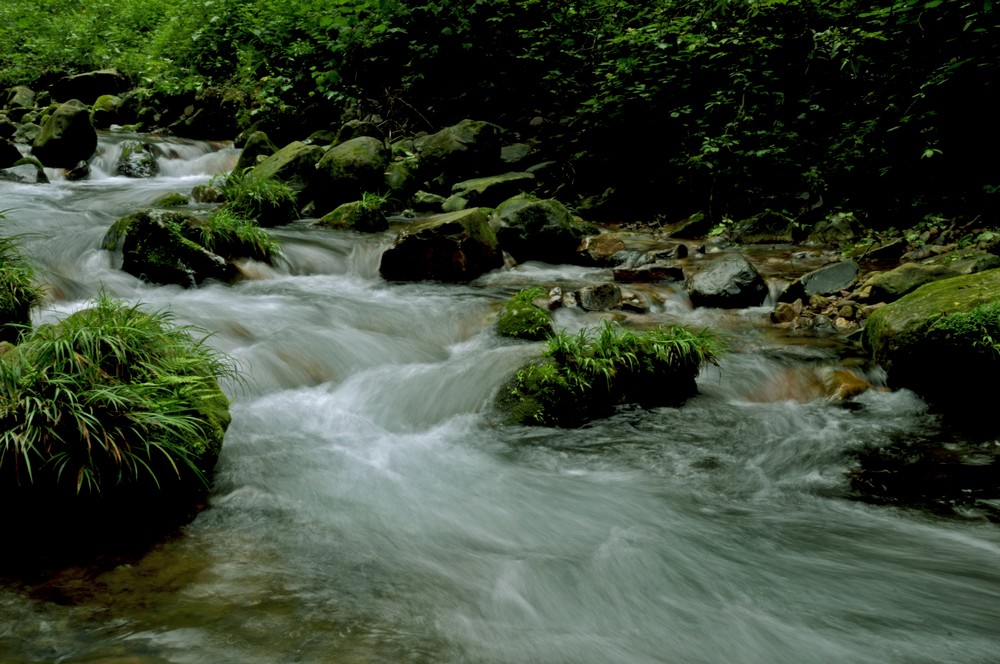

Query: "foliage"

xmin=212 ymin=168 xmax=297 ymax=226
xmin=0 ymin=294 xmax=233 ymax=495
xmin=500 ymin=320 xmax=722 ymax=426
xmin=0 ymin=0 xmax=995 ymax=225
xmin=496 ymin=287 xmax=552 ymax=341
xmin=0 ymin=229 xmax=44 ymax=342
xmin=201 ymin=207 xmax=280 ymax=262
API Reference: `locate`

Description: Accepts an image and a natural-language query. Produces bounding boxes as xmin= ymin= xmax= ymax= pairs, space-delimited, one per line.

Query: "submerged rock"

xmin=115 ymin=139 xmax=160 ymax=178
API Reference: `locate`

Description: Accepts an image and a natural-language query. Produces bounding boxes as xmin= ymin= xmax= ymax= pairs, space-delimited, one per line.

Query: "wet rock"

xmin=578 ymin=233 xmax=627 ymax=266
xmin=233 ymin=130 xmax=278 ymax=173
xmin=613 ymin=264 xmax=684 ymax=283
xmin=412 ymin=190 xmax=447 ymax=211
xmin=686 ymin=253 xmax=768 ymax=309
xmin=252 ymin=140 xmax=324 ymax=193
xmin=0 ymin=162 xmax=48 ymax=184
xmin=191 ymin=183 xmax=225 ymax=204
xmin=115 ymin=140 xmax=160 ymax=178
xmin=379 ymin=208 xmax=504 ymax=282
xmin=576 ymin=283 xmax=623 ymax=311
xmin=448 ymin=172 xmax=536 ymax=209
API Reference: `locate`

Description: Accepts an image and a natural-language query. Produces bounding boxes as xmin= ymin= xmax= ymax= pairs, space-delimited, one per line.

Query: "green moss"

xmin=496 ymin=288 xmax=553 ymax=341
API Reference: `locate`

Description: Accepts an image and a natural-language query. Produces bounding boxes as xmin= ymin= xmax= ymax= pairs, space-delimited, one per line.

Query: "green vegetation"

xmin=0 ymin=227 xmax=44 ymax=344
xmin=0 ymin=294 xmax=232 ymax=495
xmin=1 ymin=0 xmax=995 ymax=226
xmin=929 ymin=301 xmax=1000 ymax=360
xmin=201 ymin=207 xmax=281 ymax=262
xmin=212 ymin=168 xmax=297 ymax=226
xmin=496 ymin=287 xmax=553 ymax=341
xmin=498 ymin=321 xmax=722 ymax=426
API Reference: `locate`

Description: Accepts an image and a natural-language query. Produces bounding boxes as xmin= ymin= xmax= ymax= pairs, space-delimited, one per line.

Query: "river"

xmin=1 ymin=134 xmax=998 ymax=663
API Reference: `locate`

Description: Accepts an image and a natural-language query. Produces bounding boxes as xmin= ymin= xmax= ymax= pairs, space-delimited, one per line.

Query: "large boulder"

xmin=492 ymin=194 xmax=599 ymax=265
xmin=115 ymin=139 xmax=160 ymax=178
xmin=379 ymin=208 xmax=504 ymax=282
xmin=51 ymin=69 xmax=128 ymax=105
xmin=91 ymin=94 xmax=123 ymax=129
xmin=0 ymin=161 xmax=49 ymax=184
xmin=686 ymin=253 xmax=768 ymax=308
xmin=414 ymin=119 xmax=504 ymax=188
xmin=31 ymin=100 xmax=98 ymax=168
xmin=234 ymin=130 xmax=278 ymax=173
xmin=315 ymin=200 xmax=388 ymax=233
xmin=4 ymin=86 xmax=35 ymax=110
xmin=102 ymin=209 xmax=234 ymax=287
xmin=312 ymin=136 xmax=389 ymax=213
xmin=863 ymin=268 xmax=1000 ymax=410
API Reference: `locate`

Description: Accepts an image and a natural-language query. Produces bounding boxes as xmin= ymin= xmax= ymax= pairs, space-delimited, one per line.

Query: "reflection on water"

xmin=1 ymin=135 xmax=999 ymax=664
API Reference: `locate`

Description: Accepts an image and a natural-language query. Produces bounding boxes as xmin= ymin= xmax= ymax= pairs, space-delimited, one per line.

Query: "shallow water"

xmin=1 ymin=134 xmax=999 ymax=663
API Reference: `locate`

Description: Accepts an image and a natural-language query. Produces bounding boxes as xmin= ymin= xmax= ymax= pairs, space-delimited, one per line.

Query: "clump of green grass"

xmin=212 ymin=168 xmax=297 ymax=226
xmin=0 ymin=294 xmax=233 ymax=495
xmin=499 ymin=320 xmax=722 ymax=426
xmin=201 ymin=207 xmax=280 ymax=263
xmin=0 ymin=223 xmax=44 ymax=344
xmin=929 ymin=300 xmax=1000 ymax=358
xmin=496 ymin=287 xmax=552 ymax=341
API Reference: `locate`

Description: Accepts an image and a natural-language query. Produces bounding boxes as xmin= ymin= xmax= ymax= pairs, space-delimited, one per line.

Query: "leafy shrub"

xmin=498 ymin=320 xmax=722 ymax=426
xmin=0 ymin=295 xmax=233 ymax=496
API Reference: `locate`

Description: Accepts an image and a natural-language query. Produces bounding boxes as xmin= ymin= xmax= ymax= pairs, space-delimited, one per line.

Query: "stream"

xmin=1 ymin=134 xmax=999 ymax=664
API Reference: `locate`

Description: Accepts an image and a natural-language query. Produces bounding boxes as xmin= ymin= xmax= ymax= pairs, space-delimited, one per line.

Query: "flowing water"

xmin=1 ymin=135 xmax=998 ymax=664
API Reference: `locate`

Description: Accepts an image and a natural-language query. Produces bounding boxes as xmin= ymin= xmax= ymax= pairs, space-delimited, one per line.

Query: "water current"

xmin=1 ymin=134 xmax=998 ymax=663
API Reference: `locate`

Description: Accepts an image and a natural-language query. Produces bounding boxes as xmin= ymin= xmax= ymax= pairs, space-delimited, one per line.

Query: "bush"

xmin=497 ymin=320 xmax=722 ymax=426
xmin=0 ymin=295 xmax=232 ymax=496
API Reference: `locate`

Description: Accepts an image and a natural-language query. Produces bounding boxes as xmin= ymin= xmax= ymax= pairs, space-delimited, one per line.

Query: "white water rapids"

xmin=1 ymin=134 xmax=998 ymax=663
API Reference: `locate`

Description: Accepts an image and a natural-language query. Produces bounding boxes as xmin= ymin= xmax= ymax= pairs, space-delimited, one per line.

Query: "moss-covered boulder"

xmin=103 ymin=209 xmax=234 ymax=286
xmin=312 ymin=136 xmax=389 ymax=213
xmin=492 ymin=194 xmax=600 ymax=265
xmin=855 ymin=262 xmax=960 ymax=304
xmin=316 ymin=200 xmax=388 ymax=233
xmin=0 ymin=297 xmax=231 ymax=551
xmin=250 ymin=140 xmax=324 ymax=194
xmin=495 ymin=322 xmax=721 ymax=427
xmin=379 ymin=208 xmax=504 ymax=282
xmin=4 ymin=86 xmax=36 ymax=110
xmin=863 ymin=268 xmax=1000 ymax=409
xmin=496 ymin=288 xmax=553 ymax=341
xmin=51 ymin=69 xmax=128 ymax=105
xmin=234 ymin=130 xmax=278 ymax=173
xmin=153 ymin=192 xmax=189 ymax=208
xmin=414 ymin=119 xmax=504 ymax=188
xmin=91 ymin=94 xmax=123 ymax=129
xmin=30 ymin=99 xmax=98 ymax=168
xmin=448 ymin=172 xmax=536 ymax=210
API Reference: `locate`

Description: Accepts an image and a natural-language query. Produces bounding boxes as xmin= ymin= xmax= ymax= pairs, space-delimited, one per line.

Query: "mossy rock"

xmin=103 ymin=209 xmax=234 ymax=286
xmin=312 ymin=136 xmax=389 ymax=213
xmin=863 ymin=268 xmax=1000 ymax=410
xmin=496 ymin=323 xmax=719 ymax=427
xmin=316 ymin=200 xmax=388 ymax=233
xmin=153 ymin=192 xmax=190 ymax=208
xmin=492 ymin=194 xmax=600 ymax=265
xmin=251 ymin=140 xmax=324 ymax=193
xmin=233 ymin=130 xmax=278 ymax=173
xmin=31 ymin=99 xmax=98 ymax=168
xmin=496 ymin=290 xmax=553 ymax=341
xmin=379 ymin=208 xmax=503 ymax=282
